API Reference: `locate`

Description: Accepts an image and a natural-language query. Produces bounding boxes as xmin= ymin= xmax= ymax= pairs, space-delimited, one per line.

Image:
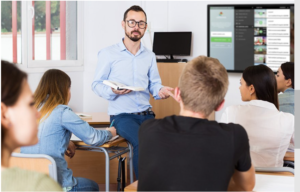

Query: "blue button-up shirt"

xmin=21 ymin=105 xmax=112 ymax=188
xmin=92 ymin=39 xmax=163 ymax=115
xmin=279 ymin=88 xmax=294 ymax=115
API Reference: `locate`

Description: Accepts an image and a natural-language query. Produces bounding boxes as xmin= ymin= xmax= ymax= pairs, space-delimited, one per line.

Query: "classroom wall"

xmin=27 ymin=72 xmax=84 ymax=112
xmin=82 ymin=0 xmax=293 ymax=121
xmin=25 ymin=0 xmax=293 ymax=119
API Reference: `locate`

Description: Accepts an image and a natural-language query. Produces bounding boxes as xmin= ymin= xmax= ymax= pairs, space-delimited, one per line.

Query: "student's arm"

xmin=91 ymin=50 xmax=118 ymax=101
xmin=228 ymin=125 xmax=255 ymax=191
xmin=148 ymin=54 xmax=163 ymax=99
xmin=61 ymin=108 xmax=113 ymax=146
xmin=228 ymin=165 xmax=255 ymax=191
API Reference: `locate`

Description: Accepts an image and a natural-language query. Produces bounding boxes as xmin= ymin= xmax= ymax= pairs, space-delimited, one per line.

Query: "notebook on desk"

xmin=71 ymin=128 xmax=119 ymax=142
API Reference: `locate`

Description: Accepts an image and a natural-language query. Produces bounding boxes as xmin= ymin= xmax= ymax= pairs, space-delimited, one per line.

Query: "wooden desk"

xmin=73 ymin=137 xmax=127 ymax=148
xmin=256 ymin=171 xmax=294 ymax=176
xmin=66 ymin=112 xmax=133 ymax=192
xmin=284 ymin=151 xmax=294 ymax=161
xmin=124 ymin=173 xmax=295 ymax=192
xmin=76 ymin=112 xmax=110 ymax=125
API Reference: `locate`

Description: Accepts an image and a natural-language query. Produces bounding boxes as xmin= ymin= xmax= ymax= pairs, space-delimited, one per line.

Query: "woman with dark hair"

xmin=21 ymin=69 xmax=117 ymax=191
xmin=276 ymin=62 xmax=294 ymax=115
xmin=1 ymin=61 xmax=62 ymax=191
xmin=220 ymin=64 xmax=294 ymax=167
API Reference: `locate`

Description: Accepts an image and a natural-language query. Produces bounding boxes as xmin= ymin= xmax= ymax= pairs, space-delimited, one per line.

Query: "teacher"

xmin=92 ymin=5 xmax=173 ymax=178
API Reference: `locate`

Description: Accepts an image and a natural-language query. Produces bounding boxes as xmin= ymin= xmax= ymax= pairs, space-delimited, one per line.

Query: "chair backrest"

xmin=255 ymin=167 xmax=294 ymax=176
xmin=9 ymin=153 xmax=58 ymax=181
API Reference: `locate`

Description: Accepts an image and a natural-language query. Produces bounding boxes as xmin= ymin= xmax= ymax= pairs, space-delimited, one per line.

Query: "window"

xmin=1 ymin=1 xmax=22 ymax=63
xmin=1 ymin=1 xmax=83 ymax=69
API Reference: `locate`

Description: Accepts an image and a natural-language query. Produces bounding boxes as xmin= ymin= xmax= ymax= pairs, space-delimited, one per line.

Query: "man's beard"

xmin=125 ymin=30 xmax=144 ymax=42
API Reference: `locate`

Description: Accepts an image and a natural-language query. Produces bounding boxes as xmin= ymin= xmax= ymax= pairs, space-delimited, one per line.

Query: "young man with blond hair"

xmin=138 ymin=56 xmax=255 ymax=191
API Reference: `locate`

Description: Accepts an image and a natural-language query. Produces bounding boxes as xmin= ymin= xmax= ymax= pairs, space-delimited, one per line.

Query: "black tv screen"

xmin=153 ymin=32 xmax=192 ymax=56
xmin=208 ymin=4 xmax=294 ymax=72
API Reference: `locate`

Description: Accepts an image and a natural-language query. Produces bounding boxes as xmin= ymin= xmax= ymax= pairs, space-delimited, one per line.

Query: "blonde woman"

xmin=21 ymin=69 xmax=116 ymax=191
xmin=1 ymin=61 xmax=62 ymax=191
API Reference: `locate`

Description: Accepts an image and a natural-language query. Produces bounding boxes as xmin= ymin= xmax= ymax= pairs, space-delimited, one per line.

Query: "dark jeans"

xmin=110 ymin=113 xmax=155 ymax=179
xmin=69 ymin=177 xmax=99 ymax=191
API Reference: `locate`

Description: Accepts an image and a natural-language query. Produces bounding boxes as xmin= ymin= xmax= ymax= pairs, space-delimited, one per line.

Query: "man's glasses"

xmin=126 ymin=20 xmax=147 ymax=29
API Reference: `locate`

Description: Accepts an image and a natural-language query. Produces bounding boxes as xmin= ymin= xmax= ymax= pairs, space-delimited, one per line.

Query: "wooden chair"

xmin=9 ymin=152 xmax=58 ymax=181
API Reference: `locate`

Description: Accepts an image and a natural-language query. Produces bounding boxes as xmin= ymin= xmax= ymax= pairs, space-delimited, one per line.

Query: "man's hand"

xmin=106 ymin=126 xmax=117 ymax=137
xmin=65 ymin=141 xmax=76 ymax=159
xmin=111 ymin=88 xmax=132 ymax=95
xmin=158 ymin=86 xmax=175 ymax=99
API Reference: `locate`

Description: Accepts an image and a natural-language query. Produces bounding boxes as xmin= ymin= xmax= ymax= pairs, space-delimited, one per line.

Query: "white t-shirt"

xmin=220 ymin=100 xmax=294 ymax=167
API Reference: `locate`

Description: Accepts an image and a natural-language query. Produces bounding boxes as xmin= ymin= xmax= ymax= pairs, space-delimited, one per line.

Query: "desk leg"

xmin=100 ymin=147 xmax=110 ymax=192
xmin=127 ymin=141 xmax=134 ymax=183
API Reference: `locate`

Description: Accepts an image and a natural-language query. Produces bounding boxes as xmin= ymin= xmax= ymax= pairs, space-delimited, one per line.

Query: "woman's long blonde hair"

xmin=34 ymin=69 xmax=71 ymax=121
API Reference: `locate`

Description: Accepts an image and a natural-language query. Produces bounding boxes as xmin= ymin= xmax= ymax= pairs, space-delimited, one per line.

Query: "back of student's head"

xmin=243 ymin=64 xmax=279 ymax=109
xmin=179 ymin=56 xmax=228 ymax=117
xmin=34 ymin=69 xmax=71 ymax=120
xmin=281 ymin=62 xmax=294 ymax=89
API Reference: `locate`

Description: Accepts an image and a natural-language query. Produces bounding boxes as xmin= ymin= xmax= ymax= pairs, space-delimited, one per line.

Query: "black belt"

xmin=131 ymin=108 xmax=154 ymax=116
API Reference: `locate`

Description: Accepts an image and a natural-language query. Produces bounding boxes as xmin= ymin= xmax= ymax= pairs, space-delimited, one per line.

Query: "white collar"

xmin=248 ymin=100 xmax=278 ymax=111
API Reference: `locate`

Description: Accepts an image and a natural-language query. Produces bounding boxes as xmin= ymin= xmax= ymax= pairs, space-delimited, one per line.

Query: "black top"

xmin=138 ymin=115 xmax=251 ymax=191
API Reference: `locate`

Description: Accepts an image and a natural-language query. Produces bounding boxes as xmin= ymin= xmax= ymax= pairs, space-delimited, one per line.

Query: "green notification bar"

xmin=211 ymin=37 xmax=232 ymax=42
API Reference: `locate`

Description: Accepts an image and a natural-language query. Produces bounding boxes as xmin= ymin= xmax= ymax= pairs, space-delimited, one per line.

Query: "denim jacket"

xmin=21 ymin=105 xmax=112 ymax=187
xmin=279 ymin=88 xmax=294 ymax=115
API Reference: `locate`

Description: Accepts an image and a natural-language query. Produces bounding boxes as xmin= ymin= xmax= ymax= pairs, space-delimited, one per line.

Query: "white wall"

xmin=20 ymin=1 xmax=292 ymax=119
xmin=82 ymin=0 xmax=293 ymax=121
xmin=26 ymin=71 xmax=83 ymax=112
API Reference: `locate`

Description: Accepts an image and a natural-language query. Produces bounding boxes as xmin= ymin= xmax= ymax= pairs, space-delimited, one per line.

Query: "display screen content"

xmin=208 ymin=5 xmax=294 ymax=72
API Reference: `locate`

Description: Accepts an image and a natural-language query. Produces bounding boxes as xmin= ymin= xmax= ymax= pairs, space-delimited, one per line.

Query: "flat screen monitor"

xmin=208 ymin=4 xmax=294 ymax=72
xmin=153 ymin=32 xmax=192 ymax=57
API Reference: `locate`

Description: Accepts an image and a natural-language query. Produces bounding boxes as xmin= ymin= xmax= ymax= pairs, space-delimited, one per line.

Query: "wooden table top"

xmin=125 ymin=180 xmax=138 ymax=192
xmin=284 ymin=151 xmax=294 ymax=161
xmin=77 ymin=112 xmax=110 ymax=125
xmin=73 ymin=137 xmax=126 ymax=148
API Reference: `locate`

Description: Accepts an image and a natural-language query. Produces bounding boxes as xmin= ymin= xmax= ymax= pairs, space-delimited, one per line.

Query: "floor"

xmin=98 ymin=164 xmax=136 ymax=191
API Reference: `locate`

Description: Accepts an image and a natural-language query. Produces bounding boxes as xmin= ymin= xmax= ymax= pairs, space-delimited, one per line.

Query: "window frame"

xmin=19 ymin=1 xmax=84 ymax=71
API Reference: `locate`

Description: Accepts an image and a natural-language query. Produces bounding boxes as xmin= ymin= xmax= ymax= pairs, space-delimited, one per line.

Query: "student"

xmin=220 ymin=64 xmax=294 ymax=167
xmin=21 ymin=69 xmax=117 ymax=191
xmin=1 ymin=61 xmax=62 ymax=191
xmin=276 ymin=62 xmax=294 ymax=115
xmin=138 ymin=56 xmax=255 ymax=191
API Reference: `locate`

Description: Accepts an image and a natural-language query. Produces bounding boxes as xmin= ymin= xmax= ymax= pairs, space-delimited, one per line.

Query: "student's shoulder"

xmin=54 ymin=104 xmax=72 ymax=113
xmin=224 ymin=104 xmax=246 ymax=113
xmin=21 ymin=168 xmax=62 ymax=190
xmin=2 ymin=167 xmax=62 ymax=191
xmin=52 ymin=105 xmax=78 ymax=120
xmin=279 ymin=111 xmax=294 ymax=126
xmin=140 ymin=116 xmax=174 ymax=132
xmin=140 ymin=117 xmax=161 ymax=129
xmin=218 ymin=122 xmax=248 ymax=138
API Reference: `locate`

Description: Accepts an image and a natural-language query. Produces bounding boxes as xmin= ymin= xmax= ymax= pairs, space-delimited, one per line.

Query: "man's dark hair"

xmin=281 ymin=62 xmax=294 ymax=89
xmin=123 ymin=5 xmax=147 ymax=22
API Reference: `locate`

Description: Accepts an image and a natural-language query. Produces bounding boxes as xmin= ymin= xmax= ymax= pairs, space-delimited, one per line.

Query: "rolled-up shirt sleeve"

xmin=92 ymin=50 xmax=118 ymax=101
xmin=61 ymin=108 xmax=112 ymax=146
xmin=148 ymin=54 xmax=163 ymax=100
